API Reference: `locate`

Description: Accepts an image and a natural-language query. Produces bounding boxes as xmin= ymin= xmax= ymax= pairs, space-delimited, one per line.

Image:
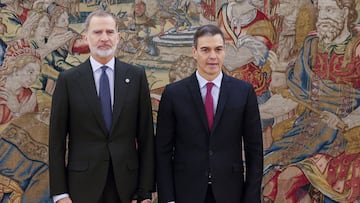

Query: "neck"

xmin=93 ymin=55 xmax=113 ymax=65
xmin=5 ymin=78 xmax=20 ymax=94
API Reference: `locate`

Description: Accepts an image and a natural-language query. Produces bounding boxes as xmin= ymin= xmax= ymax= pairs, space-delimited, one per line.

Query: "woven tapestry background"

xmin=1 ymin=0 xmax=360 ymax=202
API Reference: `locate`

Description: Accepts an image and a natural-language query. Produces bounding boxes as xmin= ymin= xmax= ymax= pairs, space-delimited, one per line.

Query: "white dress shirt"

xmin=90 ymin=56 xmax=115 ymax=108
xmin=196 ymin=71 xmax=223 ymax=112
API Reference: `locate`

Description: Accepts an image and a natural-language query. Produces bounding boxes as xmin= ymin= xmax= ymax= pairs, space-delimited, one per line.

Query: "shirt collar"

xmin=196 ymin=71 xmax=223 ymax=88
xmin=90 ymin=56 xmax=115 ymax=72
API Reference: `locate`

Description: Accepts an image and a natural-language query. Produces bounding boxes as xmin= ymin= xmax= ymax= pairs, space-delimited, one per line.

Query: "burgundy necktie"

xmin=205 ymin=82 xmax=214 ymax=130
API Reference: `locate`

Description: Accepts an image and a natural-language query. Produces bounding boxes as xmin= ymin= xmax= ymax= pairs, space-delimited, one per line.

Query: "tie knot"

xmin=101 ymin=66 xmax=108 ymax=72
xmin=206 ymin=82 xmax=214 ymax=91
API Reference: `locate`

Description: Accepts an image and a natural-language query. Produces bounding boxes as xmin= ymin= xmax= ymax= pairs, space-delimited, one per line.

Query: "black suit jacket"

xmin=49 ymin=58 xmax=154 ymax=203
xmin=156 ymin=73 xmax=263 ymax=203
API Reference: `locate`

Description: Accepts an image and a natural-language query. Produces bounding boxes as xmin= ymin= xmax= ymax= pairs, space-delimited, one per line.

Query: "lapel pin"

xmin=125 ymin=78 xmax=130 ymax=84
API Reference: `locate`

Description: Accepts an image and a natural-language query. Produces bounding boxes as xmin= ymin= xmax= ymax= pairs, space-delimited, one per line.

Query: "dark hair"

xmin=193 ymin=24 xmax=225 ymax=48
xmin=83 ymin=9 xmax=119 ymax=32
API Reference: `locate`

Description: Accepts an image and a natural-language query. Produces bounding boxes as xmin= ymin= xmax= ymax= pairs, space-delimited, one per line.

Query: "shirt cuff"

xmin=53 ymin=193 xmax=69 ymax=203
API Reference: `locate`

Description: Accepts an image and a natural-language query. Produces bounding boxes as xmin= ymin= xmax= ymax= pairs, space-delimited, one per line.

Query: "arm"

xmin=155 ymin=86 xmax=176 ymax=203
xmin=242 ymin=84 xmax=263 ymax=202
xmin=135 ymin=68 xmax=155 ymax=200
xmin=48 ymin=72 xmax=70 ymax=198
xmin=342 ymin=106 xmax=360 ymax=130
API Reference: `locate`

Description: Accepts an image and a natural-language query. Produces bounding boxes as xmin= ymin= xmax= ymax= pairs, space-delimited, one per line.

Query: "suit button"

xmin=209 ymin=150 xmax=213 ymax=156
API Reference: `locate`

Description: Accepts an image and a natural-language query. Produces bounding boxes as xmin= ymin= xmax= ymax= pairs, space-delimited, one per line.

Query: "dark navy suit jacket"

xmin=49 ymin=58 xmax=155 ymax=202
xmin=156 ymin=72 xmax=263 ymax=203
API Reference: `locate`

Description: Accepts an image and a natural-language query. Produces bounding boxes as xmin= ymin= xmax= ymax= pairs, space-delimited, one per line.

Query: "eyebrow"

xmin=199 ymin=45 xmax=224 ymax=49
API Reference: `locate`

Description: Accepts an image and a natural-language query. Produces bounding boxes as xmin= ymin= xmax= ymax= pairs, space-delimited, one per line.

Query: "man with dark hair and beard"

xmin=262 ymin=0 xmax=360 ymax=202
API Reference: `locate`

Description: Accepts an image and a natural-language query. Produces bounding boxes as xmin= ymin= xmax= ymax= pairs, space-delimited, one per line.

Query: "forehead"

xmin=197 ymin=34 xmax=224 ymax=48
xmin=317 ymin=0 xmax=338 ymax=8
xmin=88 ymin=16 xmax=116 ymax=29
xmin=60 ymin=12 xmax=69 ymax=17
xmin=23 ymin=62 xmax=40 ymax=69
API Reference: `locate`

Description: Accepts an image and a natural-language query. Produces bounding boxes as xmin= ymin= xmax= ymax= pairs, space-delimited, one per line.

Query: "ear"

xmin=82 ymin=34 xmax=88 ymax=45
xmin=192 ymin=46 xmax=197 ymax=60
xmin=117 ymin=32 xmax=121 ymax=42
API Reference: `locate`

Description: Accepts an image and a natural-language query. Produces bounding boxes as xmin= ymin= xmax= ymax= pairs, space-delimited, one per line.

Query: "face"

xmin=14 ymin=62 xmax=41 ymax=88
xmin=83 ymin=15 xmax=120 ymax=64
xmin=192 ymin=34 xmax=225 ymax=81
xmin=36 ymin=16 xmax=50 ymax=38
xmin=316 ymin=0 xmax=347 ymax=43
xmin=56 ymin=11 xmax=69 ymax=28
xmin=134 ymin=1 xmax=146 ymax=16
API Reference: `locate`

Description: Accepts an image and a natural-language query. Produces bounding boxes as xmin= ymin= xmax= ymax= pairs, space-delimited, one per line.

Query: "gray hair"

xmin=83 ymin=9 xmax=119 ymax=32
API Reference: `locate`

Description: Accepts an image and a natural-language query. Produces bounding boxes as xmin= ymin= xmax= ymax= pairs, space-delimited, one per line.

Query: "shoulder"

xmin=224 ymin=74 xmax=252 ymax=88
xmin=115 ymin=58 xmax=144 ymax=74
xmin=57 ymin=60 xmax=89 ymax=81
xmin=349 ymin=34 xmax=360 ymax=57
xmin=166 ymin=75 xmax=193 ymax=89
xmin=62 ymin=61 xmax=86 ymax=75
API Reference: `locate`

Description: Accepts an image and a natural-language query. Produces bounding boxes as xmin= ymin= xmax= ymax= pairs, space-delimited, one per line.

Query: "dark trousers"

xmin=98 ymin=161 xmax=121 ymax=203
xmin=205 ymin=185 xmax=216 ymax=203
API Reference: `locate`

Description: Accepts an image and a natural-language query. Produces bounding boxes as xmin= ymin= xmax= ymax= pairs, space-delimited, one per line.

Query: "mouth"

xmin=98 ymin=44 xmax=112 ymax=49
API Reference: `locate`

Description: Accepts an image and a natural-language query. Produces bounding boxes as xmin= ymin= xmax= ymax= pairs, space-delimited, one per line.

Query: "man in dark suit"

xmin=155 ymin=24 xmax=263 ymax=203
xmin=49 ymin=10 xmax=154 ymax=203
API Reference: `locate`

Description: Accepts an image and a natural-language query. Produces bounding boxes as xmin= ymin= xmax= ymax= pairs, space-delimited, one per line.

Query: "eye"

xmin=107 ymin=30 xmax=115 ymax=35
xmin=200 ymin=48 xmax=209 ymax=53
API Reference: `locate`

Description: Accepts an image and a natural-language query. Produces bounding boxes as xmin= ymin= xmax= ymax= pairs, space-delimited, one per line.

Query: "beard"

xmin=88 ymin=43 xmax=117 ymax=58
xmin=316 ymin=17 xmax=345 ymax=43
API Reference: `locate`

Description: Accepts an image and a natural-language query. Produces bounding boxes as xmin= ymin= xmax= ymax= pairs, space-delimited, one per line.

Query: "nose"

xmin=30 ymin=74 xmax=38 ymax=82
xmin=209 ymin=50 xmax=217 ymax=58
xmin=318 ymin=9 xmax=328 ymax=19
xmin=100 ymin=32 xmax=109 ymax=41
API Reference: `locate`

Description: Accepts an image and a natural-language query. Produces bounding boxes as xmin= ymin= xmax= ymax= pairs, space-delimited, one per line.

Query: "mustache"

xmin=316 ymin=17 xmax=344 ymax=42
xmin=316 ymin=17 xmax=343 ymax=28
xmin=98 ymin=43 xmax=112 ymax=47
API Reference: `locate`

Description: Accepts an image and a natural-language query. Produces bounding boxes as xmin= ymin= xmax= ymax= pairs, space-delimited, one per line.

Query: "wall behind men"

xmin=0 ymin=0 xmax=359 ymax=202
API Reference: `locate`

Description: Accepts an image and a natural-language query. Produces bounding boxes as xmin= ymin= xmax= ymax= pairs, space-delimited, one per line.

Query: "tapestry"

xmin=0 ymin=0 xmax=360 ymax=202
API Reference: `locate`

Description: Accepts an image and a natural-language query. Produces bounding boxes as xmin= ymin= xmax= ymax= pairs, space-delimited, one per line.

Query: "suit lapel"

xmin=187 ymin=73 xmax=209 ymax=131
xmin=76 ymin=59 xmax=108 ymax=133
xmin=111 ymin=59 xmax=129 ymax=132
xmin=212 ymin=73 xmax=230 ymax=131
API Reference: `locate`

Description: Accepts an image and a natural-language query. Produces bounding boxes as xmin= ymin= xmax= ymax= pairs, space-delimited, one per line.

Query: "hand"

xmin=0 ymin=87 xmax=21 ymax=113
xmin=237 ymin=35 xmax=268 ymax=66
xmin=39 ymin=31 xmax=74 ymax=57
xmin=131 ymin=199 xmax=152 ymax=203
xmin=268 ymin=50 xmax=288 ymax=73
xmin=56 ymin=197 xmax=72 ymax=203
xmin=18 ymin=12 xmax=41 ymax=39
xmin=0 ymin=174 xmax=22 ymax=202
xmin=321 ymin=111 xmax=343 ymax=130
